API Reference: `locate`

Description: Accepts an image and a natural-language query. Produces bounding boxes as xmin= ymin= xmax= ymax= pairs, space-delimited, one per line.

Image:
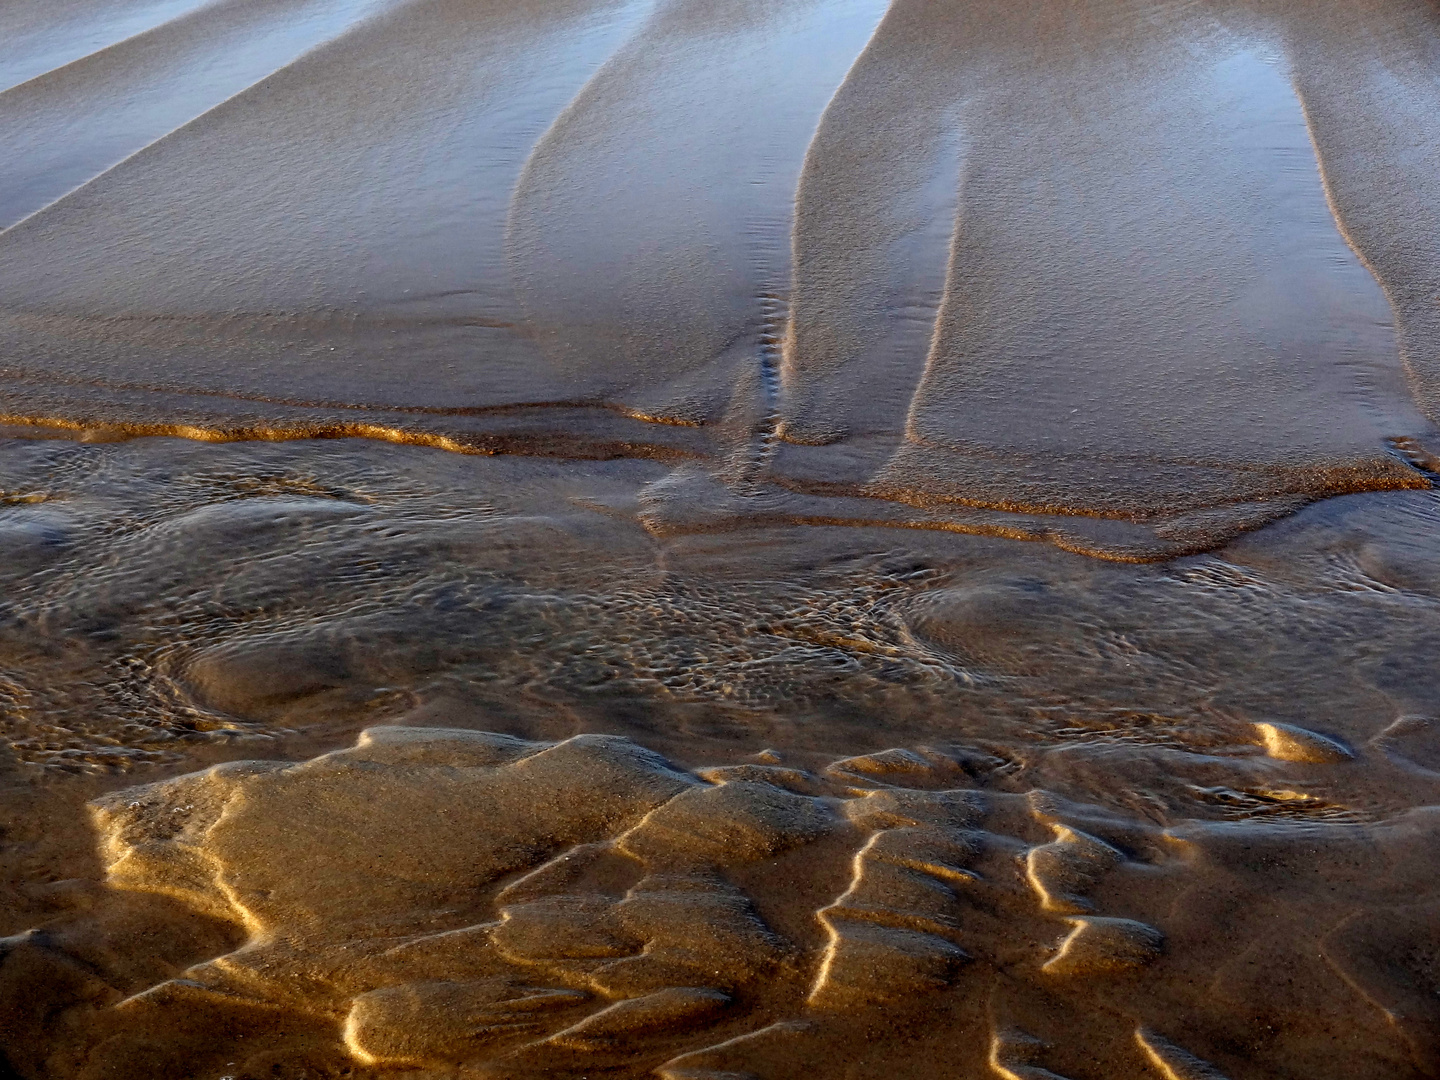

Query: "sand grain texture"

xmin=4 ymin=0 xmax=1440 ymax=1075
xmin=25 ymin=727 xmax=1431 ymax=1077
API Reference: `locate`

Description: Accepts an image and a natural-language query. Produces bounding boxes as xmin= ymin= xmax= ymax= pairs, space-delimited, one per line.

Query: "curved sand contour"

xmin=80 ymin=724 xmax=1440 ymax=1078
xmin=0 ymin=0 xmax=1438 ymax=557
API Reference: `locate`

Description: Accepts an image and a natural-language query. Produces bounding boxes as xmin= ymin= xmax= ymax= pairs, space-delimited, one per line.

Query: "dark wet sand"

xmin=3 ymin=0 xmax=1440 ymax=1077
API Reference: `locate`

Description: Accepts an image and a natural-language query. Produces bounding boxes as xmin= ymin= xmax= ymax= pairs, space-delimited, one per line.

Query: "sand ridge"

xmin=0 ymin=0 xmax=1438 ymax=557
xmin=43 ymin=724 xmax=1439 ymax=1078
xmin=2 ymin=438 xmax=1440 ymax=1074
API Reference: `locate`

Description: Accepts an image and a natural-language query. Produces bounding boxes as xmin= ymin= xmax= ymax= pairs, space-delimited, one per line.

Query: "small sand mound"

xmin=75 ymin=726 xmax=1440 ymax=1077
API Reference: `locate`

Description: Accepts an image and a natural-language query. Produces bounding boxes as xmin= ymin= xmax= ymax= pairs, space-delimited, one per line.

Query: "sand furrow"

xmin=873 ymin=14 xmax=1430 ymax=535
xmin=0 ymin=0 xmax=230 ymax=100
xmin=778 ymin=0 xmax=969 ymax=466
xmin=0 ymin=0 xmax=405 ymax=232
xmin=0 ymin=0 xmax=1435 ymax=566
xmin=506 ymin=0 xmax=888 ymax=423
xmin=0 ymin=0 xmax=220 ymax=94
xmin=1283 ymin=1 xmax=1440 ymax=424
xmin=0 ymin=0 xmax=649 ymax=416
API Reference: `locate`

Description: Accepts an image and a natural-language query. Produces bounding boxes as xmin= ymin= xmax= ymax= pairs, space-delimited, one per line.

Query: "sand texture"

xmin=1 ymin=437 xmax=1440 ymax=1074
xmin=0 ymin=0 xmax=1437 ymax=557
xmin=4 ymin=0 xmax=1440 ymax=1076
xmin=15 ymin=724 xmax=1432 ymax=1078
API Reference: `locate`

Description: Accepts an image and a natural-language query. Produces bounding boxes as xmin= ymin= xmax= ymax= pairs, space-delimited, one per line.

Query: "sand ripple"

xmin=54 ymin=724 xmax=1440 ymax=1078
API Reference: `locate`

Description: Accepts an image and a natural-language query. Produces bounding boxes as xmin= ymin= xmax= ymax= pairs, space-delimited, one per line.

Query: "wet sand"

xmin=7 ymin=439 xmax=1440 ymax=1078
xmin=3 ymin=0 xmax=1440 ymax=1077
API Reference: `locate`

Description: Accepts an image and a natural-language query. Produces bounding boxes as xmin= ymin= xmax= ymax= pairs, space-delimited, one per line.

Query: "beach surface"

xmin=3 ymin=0 xmax=1440 ymax=1077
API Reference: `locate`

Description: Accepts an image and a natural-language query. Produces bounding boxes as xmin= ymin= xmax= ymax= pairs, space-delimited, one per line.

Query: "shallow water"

xmin=3 ymin=0 xmax=1440 ymax=1078
xmin=6 ymin=437 xmax=1440 ymax=1077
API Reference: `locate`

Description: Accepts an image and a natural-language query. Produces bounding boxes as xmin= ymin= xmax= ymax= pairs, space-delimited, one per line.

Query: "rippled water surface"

xmin=3 ymin=0 xmax=1440 ymax=1078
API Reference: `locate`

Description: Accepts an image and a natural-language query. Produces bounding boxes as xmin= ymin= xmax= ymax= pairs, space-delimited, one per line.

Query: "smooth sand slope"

xmin=1 ymin=0 xmax=1439 ymax=557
